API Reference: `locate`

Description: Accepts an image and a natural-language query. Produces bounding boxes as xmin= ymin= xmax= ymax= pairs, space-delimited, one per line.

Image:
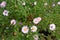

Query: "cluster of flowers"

xmin=20 ymin=1 xmax=60 ymax=6
xmin=44 ymin=2 xmax=60 ymax=6
xmin=2 ymin=1 xmax=56 ymax=32
xmin=2 ymin=1 xmax=60 ymax=16
xmin=19 ymin=1 xmax=60 ymax=6
xmin=1 ymin=1 xmax=57 ymax=40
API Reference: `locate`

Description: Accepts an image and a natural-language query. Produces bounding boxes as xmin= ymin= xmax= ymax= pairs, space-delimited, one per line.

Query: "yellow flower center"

xmin=24 ymin=28 xmax=27 ymax=31
xmin=31 ymin=27 xmax=35 ymax=30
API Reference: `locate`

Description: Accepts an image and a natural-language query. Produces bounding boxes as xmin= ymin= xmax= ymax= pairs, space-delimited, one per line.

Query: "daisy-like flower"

xmin=10 ymin=19 xmax=16 ymax=25
xmin=22 ymin=26 xmax=29 ymax=34
xmin=33 ymin=17 xmax=42 ymax=24
xmin=0 ymin=1 xmax=6 ymax=8
xmin=3 ymin=10 xmax=9 ymax=16
xmin=22 ymin=2 xmax=26 ymax=6
xmin=57 ymin=2 xmax=60 ymax=5
xmin=52 ymin=4 xmax=55 ymax=7
xmin=31 ymin=26 xmax=37 ymax=32
xmin=44 ymin=2 xmax=48 ymax=6
xmin=34 ymin=1 xmax=37 ymax=6
xmin=49 ymin=24 xmax=56 ymax=31
xmin=33 ymin=35 xmax=39 ymax=40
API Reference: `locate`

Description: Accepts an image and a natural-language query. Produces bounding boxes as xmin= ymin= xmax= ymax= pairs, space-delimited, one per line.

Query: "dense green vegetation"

xmin=0 ymin=0 xmax=60 ymax=40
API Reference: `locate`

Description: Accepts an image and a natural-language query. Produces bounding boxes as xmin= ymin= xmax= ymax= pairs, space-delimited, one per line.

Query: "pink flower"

xmin=3 ymin=10 xmax=9 ymax=16
xmin=10 ymin=19 xmax=16 ymax=25
xmin=0 ymin=1 xmax=6 ymax=8
xmin=33 ymin=17 xmax=42 ymax=24
xmin=57 ymin=2 xmax=60 ymax=5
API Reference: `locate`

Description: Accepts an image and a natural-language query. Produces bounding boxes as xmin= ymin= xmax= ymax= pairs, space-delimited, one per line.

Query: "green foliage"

xmin=0 ymin=0 xmax=60 ymax=40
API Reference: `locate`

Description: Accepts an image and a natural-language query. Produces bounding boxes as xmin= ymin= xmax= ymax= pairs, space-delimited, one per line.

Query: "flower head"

xmin=22 ymin=2 xmax=26 ymax=6
xmin=57 ymin=2 xmax=60 ymax=5
xmin=10 ymin=19 xmax=16 ymax=25
xmin=22 ymin=26 xmax=29 ymax=34
xmin=33 ymin=35 xmax=39 ymax=40
xmin=52 ymin=4 xmax=55 ymax=7
xmin=31 ymin=26 xmax=37 ymax=32
xmin=49 ymin=24 xmax=56 ymax=31
xmin=44 ymin=2 xmax=48 ymax=6
xmin=33 ymin=17 xmax=42 ymax=24
xmin=0 ymin=1 xmax=6 ymax=8
xmin=3 ymin=10 xmax=9 ymax=16
xmin=34 ymin=1 xmax=37 ymax=6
